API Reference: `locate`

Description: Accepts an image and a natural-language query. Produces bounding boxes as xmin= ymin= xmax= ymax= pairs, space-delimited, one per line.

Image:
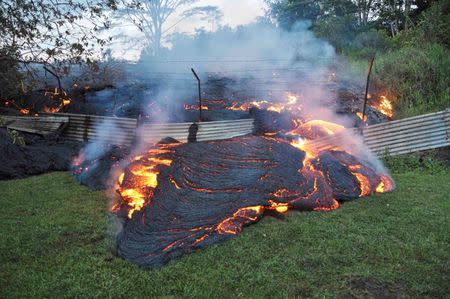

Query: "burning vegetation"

xmin=356 ymin=95 xmax=394 ymax=124
xmin=1 ymin=87 xmax=72 ymax=116
xmin=370 ymin=95 xmax=394 ymax=119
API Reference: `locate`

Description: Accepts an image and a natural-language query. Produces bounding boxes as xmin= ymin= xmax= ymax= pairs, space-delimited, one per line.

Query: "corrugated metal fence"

xmin=362 ymin=109 xmax=450 ymax=155
xmin=46 ymin=113 xmax=254 ymax=145
xmin=1 ymin=109 xmax=449 ymax=155
xmin=308 ymin=109 xmax=450 ymax=156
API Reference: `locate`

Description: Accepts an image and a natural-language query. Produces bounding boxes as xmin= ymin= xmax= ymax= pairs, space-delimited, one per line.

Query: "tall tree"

xmin=122 ymin=0 xmax=217 ymax=56
xmin=266 ymin=0 xmax=322 ymax=29
xmin=354 ymin=0 xmax=376 ymax=26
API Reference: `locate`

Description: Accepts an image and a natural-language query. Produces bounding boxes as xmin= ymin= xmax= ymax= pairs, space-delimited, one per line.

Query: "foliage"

xmin=313 ymin=15 xmax=359 ymax=53
xmin=0 ymin=171 xmax=449 ymax=297
xmin=0 ymin=0 xmax=118 ymax=102
xmin=267 ymin=1 xmax=448 ymax=117
xmin=266 ymin=0 xmax=438 ymax=51
xmin=373 ymin=43 xmax=449 ymax=117
xmin=382 ymin=151 xmax=449 ymax=174
xmin=349 ymin=29 xmax=391 ymax=58
xmin=0 ymin=46 xmax=24 ymax=101
xmin=121 ymin=0 xmax=221 ymax=57
xmin=7 ymin=130 xmax=25 ymax=146
xmin=0 ymin=0 xmax=117 ymax=64
xmin=397 ymin=0 xmax=450 ymax=47
xmin=371 ymin=1 xmax=450 ymax=117
xmin=266 ymin=0 xmax=322 ymax=29
xmin=70 ymin=62 xmax=125 ymax=90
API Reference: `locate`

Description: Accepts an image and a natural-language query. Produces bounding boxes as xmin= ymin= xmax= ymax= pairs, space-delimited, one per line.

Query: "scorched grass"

xmin=0 ymin=170 xmax=449 ymax=298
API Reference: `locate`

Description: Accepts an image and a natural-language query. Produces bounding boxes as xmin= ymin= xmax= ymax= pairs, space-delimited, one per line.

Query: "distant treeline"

xmin=267 ymin=0 xmax=449 ymax=117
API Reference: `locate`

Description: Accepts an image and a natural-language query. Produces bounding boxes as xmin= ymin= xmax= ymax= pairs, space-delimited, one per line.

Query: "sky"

xmin=110 ymin=0 xmax=267 ymax=60
xmin=194 ymin=0 xmax=266 ymax=28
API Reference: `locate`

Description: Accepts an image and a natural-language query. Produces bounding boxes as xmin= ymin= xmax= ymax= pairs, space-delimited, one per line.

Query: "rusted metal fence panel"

xmin=2 ymin=109 xmax=448 ymax=155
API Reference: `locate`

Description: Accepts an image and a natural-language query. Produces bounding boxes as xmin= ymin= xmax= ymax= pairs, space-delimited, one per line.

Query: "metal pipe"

xmin=191 ymin=68 xmax=202 ymax=122
xmin=362 ymin=55 xmax=376 ymax=124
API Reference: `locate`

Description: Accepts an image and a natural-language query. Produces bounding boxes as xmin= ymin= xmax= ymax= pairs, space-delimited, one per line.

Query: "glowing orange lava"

xmin=267 ymin=200 xmax=289 ymax=213
xmin=217 ymin=206 xmax=264 ymax=235
xmin=287 ymin=120 xmax=345 ymax=139
xmin=287 ymin=119 xmax=392 ymax=200
xmin=116 ymin=148 xmax=175 ymax=219
xmin=225 ymin=93 xmax=301 ymax=114
xmin=348 ymin=165 xmax=372 ymax=197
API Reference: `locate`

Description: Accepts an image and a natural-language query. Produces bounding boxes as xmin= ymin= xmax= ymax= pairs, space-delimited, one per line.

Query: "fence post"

xmin=191 ymin=68 xmax=202 ymax=122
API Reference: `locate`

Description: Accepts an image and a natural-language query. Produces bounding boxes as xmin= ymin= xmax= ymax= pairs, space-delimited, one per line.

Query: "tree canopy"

xmin=0 ymin=0 xmax=118 ymax=64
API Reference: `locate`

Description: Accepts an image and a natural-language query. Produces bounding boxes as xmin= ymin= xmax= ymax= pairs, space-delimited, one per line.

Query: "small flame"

xmin=184 ymin=104 xmax=209 ymax=110
xmin=370 ymin=95 xmax=393 ymax=118
xmin=356 ymin=112 xmax=368 ymax=122
xmin=19 ymin=108 xmax=30 ymax=115
xmin=376 ymin=175 xmax=394 ymax=193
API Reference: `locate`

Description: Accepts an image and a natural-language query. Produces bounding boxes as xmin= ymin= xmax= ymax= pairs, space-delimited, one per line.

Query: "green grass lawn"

xmin=1 ymin=170 xmax=449 ymax=298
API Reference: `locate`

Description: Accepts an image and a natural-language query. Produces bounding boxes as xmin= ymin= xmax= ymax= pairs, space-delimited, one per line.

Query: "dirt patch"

xmin=343 ymin=277 xmax=411 ymax=299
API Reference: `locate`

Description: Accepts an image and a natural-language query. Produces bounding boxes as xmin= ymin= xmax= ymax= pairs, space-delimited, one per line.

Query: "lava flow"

xmin=225 ymin=93 xmax=302 ymax=114
xmin=110 ymin=121 xmax=394 ymax=268
xmin=115 ymin=147 xmax=175 ymax=218
xmin=85 ymin=90 xmax=396 ymax=269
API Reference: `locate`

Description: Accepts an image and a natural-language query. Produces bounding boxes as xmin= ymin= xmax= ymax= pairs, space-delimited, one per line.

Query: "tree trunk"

xmin=154 ymin=26 xmax=162 ymax=57
xmin=404 ymin=0 xmax=411 ymax=30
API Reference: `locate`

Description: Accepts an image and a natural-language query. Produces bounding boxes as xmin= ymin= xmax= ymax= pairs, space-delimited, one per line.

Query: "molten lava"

xmin=287 ymin=120 xmax=345 ymax=139
xmin=111 ymin=132 xmax=393 ymax=268
xmin=115 ymin=147 xmax=175 ymax=218
xmin=225 ymin=93 xmax=302 ymax=114
xmin=102 ymin=91 xmax=395 ymax=269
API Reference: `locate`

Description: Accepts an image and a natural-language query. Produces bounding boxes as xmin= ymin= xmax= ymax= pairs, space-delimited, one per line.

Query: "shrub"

xmin=7 ymin=130 xmax=25 ymax=146
xmin=373 ymin=43 xmax=450 ymax=117
xmin=349 ymin=29 xmax=391 ymax=59
xmin=0 ymin=46 xmax=24 ymax=101
xmin=382 ymin=151 xmax=449 ymax=174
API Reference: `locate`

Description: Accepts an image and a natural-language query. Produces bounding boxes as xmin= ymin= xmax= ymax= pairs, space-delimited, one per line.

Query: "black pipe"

xmin=191 ymin=68 xmax=202 ymax=122
xmin=362 ymin=55 xmax=375 ymax=124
